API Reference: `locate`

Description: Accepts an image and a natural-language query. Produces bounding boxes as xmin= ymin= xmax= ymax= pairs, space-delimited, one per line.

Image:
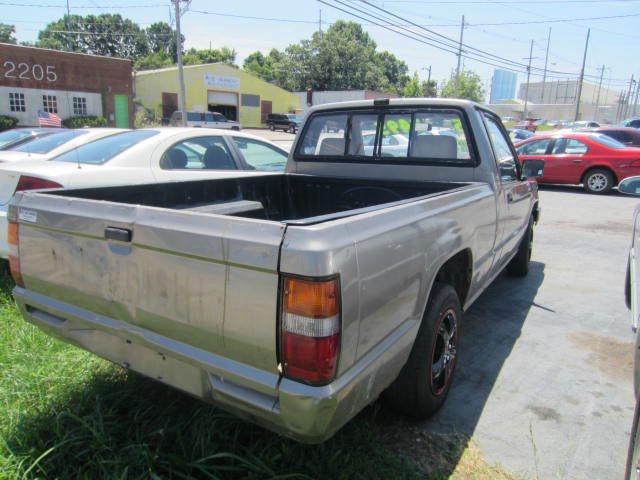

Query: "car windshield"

xmin=0 ymin=130 xmax=33 ymax=148
xmin=53 ymin=130 xmax=159 ymax=164
xmin=12 ymin=130 xmax=87 ymax=154
xmin=589 ymin=134 xmax=626 ymax=149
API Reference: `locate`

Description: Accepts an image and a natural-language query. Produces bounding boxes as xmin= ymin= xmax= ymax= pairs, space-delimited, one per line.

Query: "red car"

xmin=515 ymin=132 xmax=640 ymax=194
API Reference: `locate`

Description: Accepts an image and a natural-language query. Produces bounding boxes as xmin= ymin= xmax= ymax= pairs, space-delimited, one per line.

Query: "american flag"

xmin=37 ymin=109 xmax=62 ymax=128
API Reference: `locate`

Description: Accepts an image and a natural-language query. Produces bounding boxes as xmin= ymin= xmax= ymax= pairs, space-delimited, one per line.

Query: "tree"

xmin=146 ymin=21 xmax=180 ymax=61
xmin=422 ymin=79 xmax=437 ymax=97
xmin=182 ymin=47 xmax=236 ymax=66
xmin=0 ymin=23 xmax=16 ymax=44
xmin=440 ymin=70 xmax=485 ymax=102
xmin=37 ymin=14 xmax=148 ymax=59
xmin=241 ymin=21 xmax=410 ymax=93
xmin=403 ymin=72 xmax=423 ymax=97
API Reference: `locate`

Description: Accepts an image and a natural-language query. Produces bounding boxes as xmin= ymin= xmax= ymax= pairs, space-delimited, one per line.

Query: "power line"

xmin=0 ymin=1 xmax=165 ymax=7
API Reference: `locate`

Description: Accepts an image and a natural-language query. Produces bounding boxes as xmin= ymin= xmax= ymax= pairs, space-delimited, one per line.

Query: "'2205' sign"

xmin=2 ymin=61 xmax=58 ymax=82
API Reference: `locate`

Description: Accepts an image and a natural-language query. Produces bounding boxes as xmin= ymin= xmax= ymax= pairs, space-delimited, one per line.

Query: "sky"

xmin=4 ymin=0 xmax=639 ymax=99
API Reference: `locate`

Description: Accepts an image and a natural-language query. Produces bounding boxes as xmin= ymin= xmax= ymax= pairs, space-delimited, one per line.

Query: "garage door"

xmin=207 ymin=91 xmax=238 ymax=107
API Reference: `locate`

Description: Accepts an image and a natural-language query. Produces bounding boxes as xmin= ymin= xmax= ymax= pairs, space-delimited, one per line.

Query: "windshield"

xmin=53 ymin=130 xmax=159 ymax=165
xmin=590 ymin=134 xmax=626 ymax=149
xmin=0 ymin=130 xmax=34 ymax=149
xmin=12 ymin=130 xmax=87 ymax=154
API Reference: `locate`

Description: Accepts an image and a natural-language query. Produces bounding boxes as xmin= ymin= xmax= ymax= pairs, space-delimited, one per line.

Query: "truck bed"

xmin=47 ymin=173 xmax=472 ymax=224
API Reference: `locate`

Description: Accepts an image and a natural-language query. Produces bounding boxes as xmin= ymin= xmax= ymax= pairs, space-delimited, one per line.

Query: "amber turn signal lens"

xmin=283 ymin=277 xmax=338 ymax=319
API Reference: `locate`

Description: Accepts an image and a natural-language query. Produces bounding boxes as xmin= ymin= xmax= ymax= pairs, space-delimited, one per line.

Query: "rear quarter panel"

xmin=280 ymin=183 xmax=497 ymax=375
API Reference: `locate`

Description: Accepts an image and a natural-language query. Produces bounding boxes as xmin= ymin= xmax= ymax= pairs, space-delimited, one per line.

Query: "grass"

xmin=0 ymin=270 xmax=516 ymax=479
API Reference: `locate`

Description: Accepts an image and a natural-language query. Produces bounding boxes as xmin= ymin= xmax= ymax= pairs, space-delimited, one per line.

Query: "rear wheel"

xmin=583 ymin=168 xmax=614 ymax=194
xmin=384 ymin=282 xmax=461 ymax=419
xmin=269 ymin=123 xmax=275 ymax=131
xmin=288 ymin=124 xmax=296 ymax=133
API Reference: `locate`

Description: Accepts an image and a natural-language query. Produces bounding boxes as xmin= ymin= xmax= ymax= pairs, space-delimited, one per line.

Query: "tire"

xmin=288 ymin=124 xmax=296 ymax=133
xmin=625 ymin=396 xmax=640 ymax=480
xmin=507 ymin=216 xmax=533 ymax=277
xmin=583 ymin=168 xmax=614 ymax=194
xmin=269 ymin=123 xmax=275 ymax=131
xmin=384 ymin=282 xmax=461 ymax=419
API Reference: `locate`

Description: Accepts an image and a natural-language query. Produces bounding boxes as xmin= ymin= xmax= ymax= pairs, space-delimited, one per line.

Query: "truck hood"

xmin=0 ymin=151 xmax=48 ymax=164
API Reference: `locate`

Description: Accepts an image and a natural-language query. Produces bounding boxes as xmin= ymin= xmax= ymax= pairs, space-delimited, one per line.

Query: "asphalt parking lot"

xmin=423 ymin=185 xmax=637 ymax=479
xmin=244 ymin=128 xmax=296 ymax=151
xmin=247 ymin=127 xmax=636 ymax=478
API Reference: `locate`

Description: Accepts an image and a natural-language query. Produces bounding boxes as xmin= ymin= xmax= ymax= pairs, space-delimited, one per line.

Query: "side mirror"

xmin=521 ymin=159 xmax=544 ymax=180
xmin=499 ymin=158 xmax=518 ymax=180
xmin=618 ymin=176 xmax=640 ymax=196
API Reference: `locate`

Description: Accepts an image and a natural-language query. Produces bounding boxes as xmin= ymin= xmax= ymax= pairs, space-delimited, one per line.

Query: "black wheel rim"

xmin=430 ymin=308 xmax=458 ymax=396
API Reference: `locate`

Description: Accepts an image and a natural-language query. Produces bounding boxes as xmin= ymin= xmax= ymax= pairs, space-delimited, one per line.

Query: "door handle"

xmin=104 ymin=226 xmax=132 ymax=242
xmin=572 ymin=159 xmax=582 ymax=164
xmin=507 ymin=192 xmax=514 ymax=203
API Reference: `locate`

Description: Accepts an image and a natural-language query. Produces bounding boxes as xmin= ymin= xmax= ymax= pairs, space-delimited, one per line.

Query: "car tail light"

xmin=8 ymin=220 xmax=23 ymax=287
xmin=14 ymin=176 xmax=63 ymax=193
xmin=280 ymin=276 xmax=340 ymax=385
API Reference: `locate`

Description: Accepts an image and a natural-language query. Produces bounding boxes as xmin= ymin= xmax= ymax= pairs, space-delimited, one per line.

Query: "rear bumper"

xmin=14 ymin=287 xmax=417 ymax=443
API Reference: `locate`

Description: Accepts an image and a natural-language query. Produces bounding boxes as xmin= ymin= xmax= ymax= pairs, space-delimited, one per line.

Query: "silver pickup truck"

xmin=9 ymin=99 xmax=542 ymax=443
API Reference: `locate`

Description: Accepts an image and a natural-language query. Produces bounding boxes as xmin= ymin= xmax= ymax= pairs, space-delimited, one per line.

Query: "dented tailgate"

xmin=11 ymin=191 xmax=285 ymax=376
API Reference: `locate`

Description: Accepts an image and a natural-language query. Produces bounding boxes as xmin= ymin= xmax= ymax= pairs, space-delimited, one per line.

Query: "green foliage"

xmin=440 ymin=70 xmax=485 ymax=102
xmin=134 ymin=51 xmax=174 ymax=70
xmin=37 ymin=14 xmax=148 ymax=59
xmin=422 ymin=79 xmax=438 ymax=97
xmin=182 ymin=47 xmax=237 ymax=67
xmin=0 ymin=23 xmax=16 ymax=44
xmin=0 ymin=115 xmax=18 ymax=132
xmin=403 ymin=72 xmax=423 ymax=97
xmin=242 ymin=21 xmax=409 ymax=93
xmin=61 ymin=116 xmax=107 ymax=128
xmin=134 ymin=104 xmax=162 ymax=128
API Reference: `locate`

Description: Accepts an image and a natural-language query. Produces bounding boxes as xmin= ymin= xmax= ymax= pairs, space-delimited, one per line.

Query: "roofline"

xmin=304 ymin=97 xmax=489 ymax=116
xmin=0 ymin=42 xmax=132 ymax=63
xmin=134 ymin=62 xmax=228 ymax=75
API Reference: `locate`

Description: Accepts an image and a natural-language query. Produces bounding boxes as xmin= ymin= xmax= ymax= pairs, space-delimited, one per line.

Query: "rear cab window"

xmin=296 ymin=108 xmax=473 ymax=165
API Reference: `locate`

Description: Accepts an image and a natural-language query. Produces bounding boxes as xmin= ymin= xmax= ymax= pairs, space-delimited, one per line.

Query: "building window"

xmin=9 ymin=92 xmax=25 ymax=112
xmin=72 ymin=97 xmax=87 ymax=116
xmin=42 ymin=95 xmax=58 ymax=114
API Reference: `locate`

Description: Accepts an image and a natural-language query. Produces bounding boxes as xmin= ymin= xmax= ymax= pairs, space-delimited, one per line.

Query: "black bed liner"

xmin=50 ymin=173 xmax=472 ymax=225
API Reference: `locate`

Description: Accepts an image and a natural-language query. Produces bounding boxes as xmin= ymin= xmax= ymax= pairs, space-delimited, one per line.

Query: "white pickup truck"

xmin=9 ymin=99 xmax=543 ymax=443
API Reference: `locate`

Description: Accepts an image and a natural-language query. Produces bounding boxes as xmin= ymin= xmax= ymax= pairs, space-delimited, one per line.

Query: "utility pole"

xmin=174 ymin=0 xmax=187 ymax=126
xmin=624 ymin=76 xmax=635 ymax=119
xmin=523 ymin=39 xmax=534 ymax=120
xmin=573 ymin=28 xmax=590 ymax=121
xmin=66 ymin=0 xmax=72 ymax=50
xmin=541 ymin=27 xmax=551 ymax=103
xmin=454 ymin=15 xmax=465 ymax=97
xmin=594 ymin=64 xmax=605 ymax=122
xmin=632 ymin=79 xmax=640 ymax=116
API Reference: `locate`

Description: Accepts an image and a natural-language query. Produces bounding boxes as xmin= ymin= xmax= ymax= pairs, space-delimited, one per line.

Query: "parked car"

xmin=619 ymin=117 xmax=640 ymax=129
xmin=0 ymin=127 xmax=65 ymax=151
xmin=508 ymin=128 xmax=535 ymax=142
xmin=0 ymin=128 xmax=124 ymax=164
xmin=619 ymin=175 xmax=640 ymax=479
xmin=515 ymin=132 xmax=640 ymax=193
xmin=169 ymin=111 xmax=242 ymax=130
xmin=8 ymin=99 xmax=543 ymax=443
xmin=267 ymin=113 xmax=302 ymax=133
xmin=581 ymin=127 xmax=640 ymax=147
xmin=557 ymin=120 xmax=600 ymax=132
xmin=0 ymin=128 xmax=287 ymax=259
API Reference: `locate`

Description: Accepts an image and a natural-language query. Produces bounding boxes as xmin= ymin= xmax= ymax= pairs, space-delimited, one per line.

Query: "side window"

xmin=631 ymin=120 xmax=640 ymax=128
xmin=160 ymin=136 xmax=236 ymax=170
xmin=516 ymin=139 xmax=551 ymax=155
xmin=483 ymin=113 xmax=518 ymax=182
xmin=554 ymin=138 xmax=587 ymax=155
xmin=233 ymin=137 xmax=288 ymax=171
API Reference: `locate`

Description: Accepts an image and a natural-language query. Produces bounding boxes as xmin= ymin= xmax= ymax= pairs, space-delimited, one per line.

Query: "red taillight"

xmin=280 ymin=276 xmax=340 ymax=385
xmin=8 ymin=221 xmax=23 ymax=287
xmin=14 ymin=175 xmax=63 ymax=193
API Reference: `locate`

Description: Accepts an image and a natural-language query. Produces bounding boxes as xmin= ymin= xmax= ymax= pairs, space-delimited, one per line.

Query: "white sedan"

xmin=0 ymin=128 xmax=289 ymax=258
xmin=0 ymin=128 xmax=125 ymax=164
